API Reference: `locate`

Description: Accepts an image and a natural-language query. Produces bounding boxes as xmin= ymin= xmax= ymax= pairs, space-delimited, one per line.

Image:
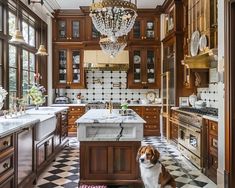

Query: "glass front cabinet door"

xmin=128 ymin=47 xmax=160 ymax=89
xmin=53 ymin=46 xmax=85 ymax=89
xmin=54 ymin=18 xmax=84 ymax=41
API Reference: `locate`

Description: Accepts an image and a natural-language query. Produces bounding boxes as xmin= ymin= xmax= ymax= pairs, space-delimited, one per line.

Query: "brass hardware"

xmin=3 ymin=141 xmax=9 ymax=146
xmin=3 ymin=163 xmax=9 ymax=169
xmin=72 ymin=108 xmax=74 ymax=111
xmin=212 ymin=125 xmax=216 ymax=130
xmin=67 ymin=37 xmax=69 ymax=40
xmin=144 ymin=36 xmax=146 ymax=39
xmin=141 ymin=82 xmax=147 ymax=84
xmin=72 ymin=116 xmax=75 ymax=118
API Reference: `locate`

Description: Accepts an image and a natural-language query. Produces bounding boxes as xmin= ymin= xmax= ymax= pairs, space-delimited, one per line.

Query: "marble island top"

xmin=76 ymin=109 xmax=146 ymax=124
xmin=76 ymin=109 xmax=145 ymax=141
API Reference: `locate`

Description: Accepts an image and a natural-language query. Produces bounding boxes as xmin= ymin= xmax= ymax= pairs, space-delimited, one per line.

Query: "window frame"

xmin=0 ymin=0 xmax=48 ymax=109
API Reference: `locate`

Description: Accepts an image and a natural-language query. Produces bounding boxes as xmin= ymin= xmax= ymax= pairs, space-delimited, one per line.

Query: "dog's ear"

xmin=159 ymin=165 xmax=175 ymax=188
xmin=150 ymin=147 xmax=160 ymax=164
xmin=136 ymin=146 xmax=145 ymax=162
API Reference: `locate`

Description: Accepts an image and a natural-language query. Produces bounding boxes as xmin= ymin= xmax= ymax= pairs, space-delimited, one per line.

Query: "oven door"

xmin=187 ymin=129 xmax=201 ymax=157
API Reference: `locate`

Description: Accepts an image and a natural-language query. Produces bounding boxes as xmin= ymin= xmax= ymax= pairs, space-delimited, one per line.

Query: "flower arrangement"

xmin=28 ymin=73 xmax=46 ymax=108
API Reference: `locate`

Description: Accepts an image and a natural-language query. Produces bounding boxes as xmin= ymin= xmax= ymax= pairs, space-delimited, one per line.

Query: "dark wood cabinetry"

xmin=53 ymin=17 xmax=84 ymax=42
xmin=205 ymin=119 xmax=218 ymax=183
xmin=0 ymin=135 xmax=14 ymax=188
xmin=80 ymin=141 xmax=141 ymax=186
xmin=68 ymin=106 xmax=85 ymax=136
xmin=130 ymin=14 xmax=160 ymax=42
xmin=128 ymin=47 xmax=161 ymax=89
xmin=53 ymin=45 xmax=85 ymax=89
xmin=129 ymin=106 xmax=161 ymax=136
xmin=36 ymin=135 xmax=54 ymax=174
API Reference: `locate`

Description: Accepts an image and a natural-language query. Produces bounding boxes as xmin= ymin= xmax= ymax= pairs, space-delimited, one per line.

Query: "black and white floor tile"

xmin=35 ymin=137 xmax=217 ymax=188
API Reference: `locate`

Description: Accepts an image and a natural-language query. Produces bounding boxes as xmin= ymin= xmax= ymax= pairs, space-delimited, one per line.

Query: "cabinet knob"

xmin=141 ymin=36 xmax=144 ymax=39
xmin=3 ymin=163 xmax=9 ymax=169
xmin=3 ymin=141 xmax=9 ymax=146
xmin=144 ymin=36 xmax=147 ymax=39
xmin=67 ymin=37 xmax=69 ymax=40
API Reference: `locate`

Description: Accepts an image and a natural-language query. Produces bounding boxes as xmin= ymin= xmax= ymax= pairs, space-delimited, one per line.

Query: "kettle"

xmin=189 ymin=93 xmax=197 ymax=107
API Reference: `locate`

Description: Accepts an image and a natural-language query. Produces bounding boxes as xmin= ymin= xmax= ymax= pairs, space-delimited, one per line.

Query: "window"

xmin=0 ymin=5 xmax=3 ymax=32
xmin=8 ymin=45 xmax=17 ymax=103
xmin=8 ymin=11 xmax=16 ymax=37
xmin=22 ymin=50 xmax=35 ymax=100
xmin=22 ymin=19 xmax=35 ymax=46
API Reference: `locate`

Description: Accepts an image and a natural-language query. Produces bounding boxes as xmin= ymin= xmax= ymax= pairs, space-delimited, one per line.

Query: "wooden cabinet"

xmin=0 ymin=135 xmax=14 ymax=188
xmin=84 ymin=16 xmax=100 ymax=42
xmin=128 ymin=47 xmax=161 ymax=89
xmin=170 ymin=110 xmax=178 ymax=143
xmin=53 ymin=45 xmax=85 ymax=89
xmin=53 ymin=17 xmax=84 ymax=42
xmin=68 ymin=106 xmax=85 ymax=136
xmin=36 ymin=135 xmax=54 ymax=174
xmin=130 ymin=15 xmax=160 ymax=41
xmin=204 ymin=119 xmax=218 ymax=183
xmin=129 ymin=106 xmax=161 ymax=136
xmin=80 ymin=141 xmax=141 ymax=186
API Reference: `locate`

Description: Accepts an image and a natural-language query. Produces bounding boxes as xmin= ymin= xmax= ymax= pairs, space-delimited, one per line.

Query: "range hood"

xmin=84 ymin=50 xmax=129 ymax=71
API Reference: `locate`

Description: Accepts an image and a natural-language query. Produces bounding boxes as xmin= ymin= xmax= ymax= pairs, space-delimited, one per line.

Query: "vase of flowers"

xmin=28 ymin=73 xmax=46 ymax=110
xmin=0 ymin=86 xmax=8 ymax=110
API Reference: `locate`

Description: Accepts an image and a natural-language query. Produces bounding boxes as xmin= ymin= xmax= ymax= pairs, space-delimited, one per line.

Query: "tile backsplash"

xmin=60 ymin=70 xmax=159 ymax=103
xmin=197 ymin=83 xmax=219 ymax=108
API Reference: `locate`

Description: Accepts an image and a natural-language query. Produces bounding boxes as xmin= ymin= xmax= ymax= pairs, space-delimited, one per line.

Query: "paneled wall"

xmin=61 ymin=70 xmax=159 ymax=103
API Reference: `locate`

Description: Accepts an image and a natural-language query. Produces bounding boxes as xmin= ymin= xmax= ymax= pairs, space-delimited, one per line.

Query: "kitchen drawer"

xmin=68 ymin=117 xmax=79 ymax=125
xmin=209 ymin=121 xmax=218 ymax=136
xmin=69 ymin=107 xmax=85 ymax=114
xmin=0 ymin=135 xmax=13 ymax=152
xmin=143 ymin=114 xmax=159 ymax=124
xmin=144 ymin=124 xmax=160 ymax=136
xmin=129 ymin=107 xmax=142 ymax=115
xmin=0 ymin=175 xmax=14 ymax=188
xmin=143 ymin=107 xmax=160 ymax=113
xmin=0 ymin=154 xmax=14 ymax=178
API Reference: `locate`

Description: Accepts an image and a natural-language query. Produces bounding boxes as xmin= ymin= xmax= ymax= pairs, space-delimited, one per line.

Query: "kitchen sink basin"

xmin=11 ymin=114 xmax=56 ymax=141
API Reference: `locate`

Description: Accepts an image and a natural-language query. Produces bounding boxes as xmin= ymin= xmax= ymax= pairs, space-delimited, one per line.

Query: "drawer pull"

xmin=3 ymin=141 xmax=9 ymax=146
xmin=72 ymin=108 xmax=75 ymax=111
xmin=212 ymin=125 xmax=216 ymax=130
xmin=3 ymin=163 xmax=9 ymax=169
xmin=72 ymin=116 xmax=75 ymax=118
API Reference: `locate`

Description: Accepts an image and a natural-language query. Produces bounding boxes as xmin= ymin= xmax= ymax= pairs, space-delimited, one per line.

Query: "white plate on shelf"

xmin=134 ymin=55 xmax=141 ymax=64
xmin=73 ymin=55 xmax=80 ymax=64
xmin=199 ymin=34 xmax=207 ymax=52
xmin=190 ymin=31 xmax=200 ymax=57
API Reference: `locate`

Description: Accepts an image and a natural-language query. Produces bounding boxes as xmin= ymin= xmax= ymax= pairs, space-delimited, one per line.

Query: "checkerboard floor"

xmin=35 ymin=137 xmax=217 ymax=188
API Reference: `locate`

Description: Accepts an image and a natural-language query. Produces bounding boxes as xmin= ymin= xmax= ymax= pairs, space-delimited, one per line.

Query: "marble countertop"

xmin=51 ymin=103 xmax=87 ymax=107
xmin=202 ymin=115 xmax=218 ymax=122
xmin=26 ymin=106 xmax=69 ymax=115
xmin=128 ymin=103 xmax=162 ymax=107
xmin=0 ymin=118 xmax=39 ymax=138
xmin=76 ymin=109 xmax=146 ymax=124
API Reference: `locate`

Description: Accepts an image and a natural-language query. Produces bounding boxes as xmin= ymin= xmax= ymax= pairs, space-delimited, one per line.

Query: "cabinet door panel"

xmin=57 ymin=20 xmax=67 ymax=40
xmin=113 ymin=147 xmax=131 ymax=173
xmin=37 ymin=144 xmax=46 ymax=167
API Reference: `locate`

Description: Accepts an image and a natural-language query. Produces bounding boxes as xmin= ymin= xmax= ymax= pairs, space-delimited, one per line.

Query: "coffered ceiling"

xmin=50 ymin=0 xmax=165 ymax=9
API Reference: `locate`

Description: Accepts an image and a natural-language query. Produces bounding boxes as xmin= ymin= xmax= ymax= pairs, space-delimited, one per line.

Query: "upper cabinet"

xmin=84 ymin=16 xmax=100 ymax=42
xmin=53 ymin=18 xmax=84 ymax=42
xmin=130 ymin=13 xmax=160 ymax=42
xmin=128 ymin=47 xmax=161 ymax=89
xmin=53 ymin=45 xmax=85 ymax=89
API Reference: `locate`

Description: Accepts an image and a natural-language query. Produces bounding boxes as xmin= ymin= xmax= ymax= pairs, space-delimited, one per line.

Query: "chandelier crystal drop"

xmin=90 ymin=0 xmax=137 ymax=40
xmin=99 ymin=36 xmax=127 ymax=58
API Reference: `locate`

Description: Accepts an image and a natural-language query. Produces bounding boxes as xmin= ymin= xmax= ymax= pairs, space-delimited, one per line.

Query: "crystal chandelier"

xmin=99 ymin=36 xmax=127 ymax=58
xmin=90 ymin=0 xmax=137 ymax=42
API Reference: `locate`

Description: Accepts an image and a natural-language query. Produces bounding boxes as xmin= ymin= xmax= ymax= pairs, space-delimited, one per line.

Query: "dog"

xmin=137 ymin=145 xmax=176 ymax=188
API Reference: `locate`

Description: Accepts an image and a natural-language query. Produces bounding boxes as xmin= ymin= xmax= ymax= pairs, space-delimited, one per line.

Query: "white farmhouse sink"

xmin=26 ymin=106 xmax=68 ymax=115
xmin=12 ymin=114 xmax=56 ymax=141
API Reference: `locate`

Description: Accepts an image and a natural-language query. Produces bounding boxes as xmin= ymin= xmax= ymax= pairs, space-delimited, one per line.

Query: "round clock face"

xmin=146 ymin=92 xmax=156 ymax=102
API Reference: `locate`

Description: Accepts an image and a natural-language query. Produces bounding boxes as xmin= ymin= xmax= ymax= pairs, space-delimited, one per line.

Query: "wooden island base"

xmin=79 ymin=141 xmax=143 ymax=187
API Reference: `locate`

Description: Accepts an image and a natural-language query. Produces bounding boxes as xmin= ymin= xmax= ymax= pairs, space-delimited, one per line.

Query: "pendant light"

xmin=36 ymin=2 xmax=48 ymax=56
xmin=9 ymin=0 xmax=26 ymax=44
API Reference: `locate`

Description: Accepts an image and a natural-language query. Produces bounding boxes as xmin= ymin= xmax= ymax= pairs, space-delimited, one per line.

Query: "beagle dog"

xmin=137 ymin=145 xmax=176 ymax=188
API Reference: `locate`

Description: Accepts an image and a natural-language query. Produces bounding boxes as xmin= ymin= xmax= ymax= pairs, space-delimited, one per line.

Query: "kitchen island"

xmin=76 ymin=109 xmax=145 ymax=187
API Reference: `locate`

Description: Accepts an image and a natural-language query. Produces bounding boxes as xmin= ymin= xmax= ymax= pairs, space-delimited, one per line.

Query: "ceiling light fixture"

xmin=90 ymin=0 xmax=137 ymax=42
xmin=9 ymin=0 xmax=26 ymax=44
xmin=99 ymin=36 xmax=127 ymax=58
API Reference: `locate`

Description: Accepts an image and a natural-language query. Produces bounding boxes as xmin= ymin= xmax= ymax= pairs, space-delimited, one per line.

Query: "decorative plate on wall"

xmin=134 ymin=55 xmax=141 ymax=64
xmin=190 ymin=31 xmax=200 ymax=56
xmin=146 ymin=91 xmax=156 ymax=102
xmin=199 ymin=34 xmax=207 ymax=52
